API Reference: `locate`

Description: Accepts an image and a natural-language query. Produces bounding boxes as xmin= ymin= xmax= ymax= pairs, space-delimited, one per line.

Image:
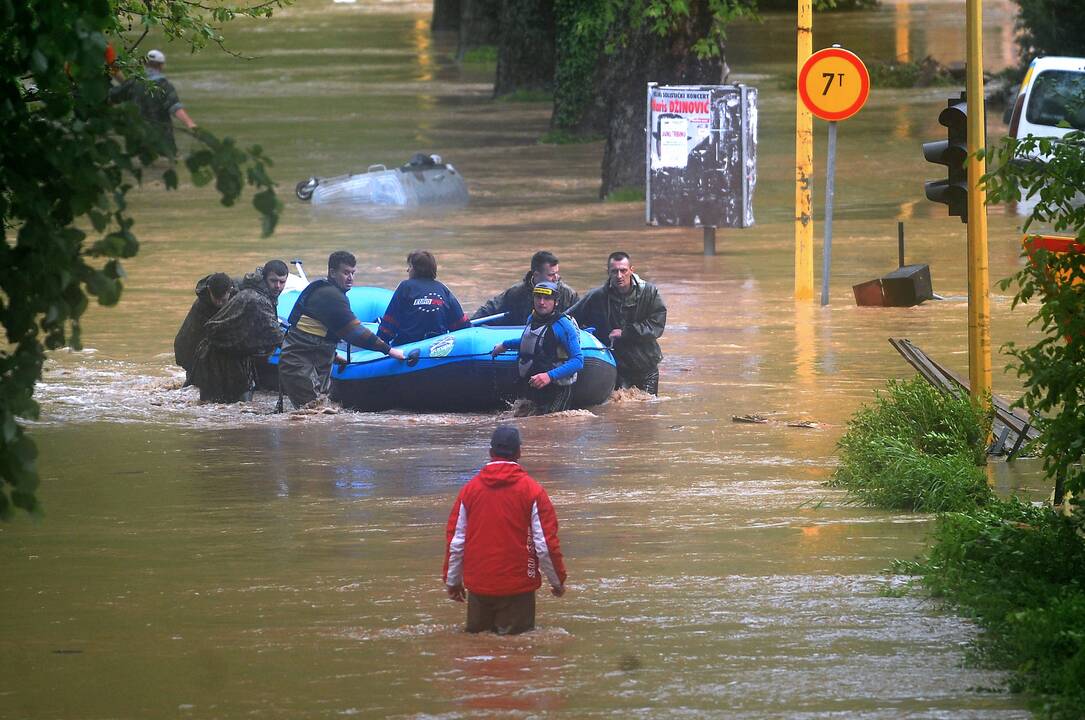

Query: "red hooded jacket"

xmin=443 ymin=460 xmax=566 ymax=597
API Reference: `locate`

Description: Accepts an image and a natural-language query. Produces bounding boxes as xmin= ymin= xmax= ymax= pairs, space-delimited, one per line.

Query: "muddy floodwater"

xmin=0 ymin=1 xmax=1048 ymax=717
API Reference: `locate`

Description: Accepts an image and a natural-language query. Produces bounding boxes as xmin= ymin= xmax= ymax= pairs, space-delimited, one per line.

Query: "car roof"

xmin=1030 ymin=56 xmax=1085 ymax=73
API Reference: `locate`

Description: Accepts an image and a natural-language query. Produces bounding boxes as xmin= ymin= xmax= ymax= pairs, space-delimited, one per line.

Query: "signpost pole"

xmin=820 ymin=121 xmax=838 ymax=306
xmin=795 ymin=0 xmax=814 ymax=300
xmin=965 ymin=0 xmax=991 ymax=404
xmin=704 ymin=227 xmax=716 ymax=256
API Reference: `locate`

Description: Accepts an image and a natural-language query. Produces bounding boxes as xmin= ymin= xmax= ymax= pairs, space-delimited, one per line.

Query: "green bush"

xmin=1015 ymin=0 xmax=1085 ymax=67
xmin=830 ymin=377 xmax=993 ymax=511
xmin=462 ymin=45 xmax=498 ymax=64
xmin=912 ymin=499 xmax=1085 ymax=719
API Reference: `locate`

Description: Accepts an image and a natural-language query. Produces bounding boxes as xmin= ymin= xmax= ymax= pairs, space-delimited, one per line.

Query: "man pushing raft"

xmin=278 ymin=251 xmax=406 ymax=410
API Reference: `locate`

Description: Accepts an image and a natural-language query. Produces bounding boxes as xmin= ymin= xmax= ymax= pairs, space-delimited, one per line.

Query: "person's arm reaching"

xmin=337 ymin=320 xmax=406 ymax=360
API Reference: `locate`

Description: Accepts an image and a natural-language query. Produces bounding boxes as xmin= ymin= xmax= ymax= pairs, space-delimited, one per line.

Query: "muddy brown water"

xmin=0 ymin=1 xmax=1046 ymax=717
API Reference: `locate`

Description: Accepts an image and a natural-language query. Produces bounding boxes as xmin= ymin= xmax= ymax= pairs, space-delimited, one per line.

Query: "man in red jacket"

xmin=443 ymin=426 xmax=567 ymax=634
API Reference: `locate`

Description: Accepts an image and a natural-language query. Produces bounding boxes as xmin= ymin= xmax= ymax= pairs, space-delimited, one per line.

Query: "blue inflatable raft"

xmin=274 ymin=286 xmax=617 ymax=412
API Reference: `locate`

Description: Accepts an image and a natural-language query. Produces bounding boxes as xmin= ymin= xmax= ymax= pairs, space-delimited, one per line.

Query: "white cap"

xmin=146 ymin=49 xmax=165 ymax=64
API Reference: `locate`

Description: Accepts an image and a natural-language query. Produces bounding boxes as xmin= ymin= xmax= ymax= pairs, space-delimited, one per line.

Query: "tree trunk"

xmin=457 ymin=0 xmax=501 ymax=60
xmin=431 ymin=0 xmax=461 ymax=32
xmin=598 ymin=7 xmax=725 ymax=198
xmin=494 ymin=0 xmax=555 ymax=98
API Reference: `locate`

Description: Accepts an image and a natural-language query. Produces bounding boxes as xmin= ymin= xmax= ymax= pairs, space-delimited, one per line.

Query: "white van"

xmin=1006 ymin=56 xmax=1085 ymax=143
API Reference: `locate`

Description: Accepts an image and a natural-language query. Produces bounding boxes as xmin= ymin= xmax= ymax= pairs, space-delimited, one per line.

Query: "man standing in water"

xmin=443 ymin=426 xmax=566 ymax=635
xmin=471 ymin=250 xmax=579 ymax=325
xmin=109 ymin=49 xmax=197 ymax=154
xmin=490 ymin=282 xmax=583 ymax=415
xmin=174 ymin=272 xmax=235 ymax=385
xmin=279 ymin=251 xmax=405 ymax=410
xmin=190 ymin=261 xmax=288 ymax=403
xmin=570 ymin=251 xmax=667 ymax=395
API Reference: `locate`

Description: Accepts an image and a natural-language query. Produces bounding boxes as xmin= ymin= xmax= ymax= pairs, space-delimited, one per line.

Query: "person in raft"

xmin=376 ymin=250 xmax=469 ymax=346
xmin=490 ymin=281 xmax=584 ymax=415
xmin=443 ymin=425 xmax=567 ymax=635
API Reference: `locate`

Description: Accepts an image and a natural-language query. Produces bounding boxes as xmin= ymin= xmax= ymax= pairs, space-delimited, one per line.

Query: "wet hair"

xmin=407 ymin=250 xmax=437 ymax=279
xmin=263 ymin=259 xmax=289 ymax=279
xmin=328 ymin=251 xmax=356 ymax=273
xmin=607 ymin=251 xmax=631 ymax=267
xmin=208 ymin=272 xmax=233 ymax=299
xmin=530 ymin=250 xmax=559 ymax=273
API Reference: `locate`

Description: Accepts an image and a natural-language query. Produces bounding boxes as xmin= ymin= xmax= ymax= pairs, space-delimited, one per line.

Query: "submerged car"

xmin=295 ymin=153 xmax=469 ymax=206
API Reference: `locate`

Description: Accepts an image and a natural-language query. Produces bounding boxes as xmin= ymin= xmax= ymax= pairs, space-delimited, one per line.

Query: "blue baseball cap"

xmin=533 ymin=281 xmax=559 ymax=296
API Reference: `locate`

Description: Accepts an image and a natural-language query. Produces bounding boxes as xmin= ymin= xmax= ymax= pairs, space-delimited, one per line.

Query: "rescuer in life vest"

xmin=490 ymin=282 xmax=584 ymax=415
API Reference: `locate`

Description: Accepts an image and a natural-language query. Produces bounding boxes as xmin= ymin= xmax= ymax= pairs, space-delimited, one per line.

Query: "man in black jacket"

xmin=190 ymin=261 xmax=288 ymax=403
xmin=279 ymin=251 xmax=405 ymax=409
xmin=174 ymin=272 xmax=235 ymax=385
xmin=471 ymin=250 xmax=578 ymax=325
xmin=570 ymin=251 xmax=667 ymax=395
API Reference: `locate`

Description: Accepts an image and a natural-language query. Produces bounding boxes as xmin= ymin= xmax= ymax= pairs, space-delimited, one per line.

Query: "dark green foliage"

xmin=0 ymin=0 xmax=282 ymax=518
xmin=759 ymin=0 xmax=877 ymax=8
xmin=539 ymin=129 xmax=603 ymax=145
xmin=1014 ymin=0 xmax=1085 ymax=68
xmin=462 ymin=45 xmax=497 ymax=64
xmin=866 ymin=57 xmax=956 ymax=88
xmin=830 ymin=377 xmax=993 ymax=512
xmin=496 ymin=89 xmax=553 ymax=103
xmin=983 ymin=131 xmax=1085 ymax=501
xmin=603 ymin=186 xmax=644 ymax=202
xmin=551 ymin=0 xmax=757 ymax=134
xmin=908 ymin=499 xmax=1085 ymax=718
xmin=779 ymin=57 xmax=955 ymax=90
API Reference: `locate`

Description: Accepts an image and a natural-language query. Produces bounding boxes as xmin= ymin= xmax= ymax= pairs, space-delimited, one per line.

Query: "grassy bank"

xmin=834 ymin=376 xmax=1085 ymax=717
xmin=898 ymin=501 xmax=1085 ymax=719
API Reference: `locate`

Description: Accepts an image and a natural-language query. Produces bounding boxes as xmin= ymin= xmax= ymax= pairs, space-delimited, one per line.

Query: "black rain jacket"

xmin=570 ymin=276 xmax=666 ymax=375
xmin=471 ymin=272 xmax=579 ymax=326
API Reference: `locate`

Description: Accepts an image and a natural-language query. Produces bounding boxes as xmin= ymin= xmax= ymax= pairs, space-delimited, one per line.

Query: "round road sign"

xmin=798 ymin=47 xmax=870 ymax=121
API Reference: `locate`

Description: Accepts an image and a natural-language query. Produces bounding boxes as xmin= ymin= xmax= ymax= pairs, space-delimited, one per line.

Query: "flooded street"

xmin=0 ymin=1 xmax=1046 ymax=717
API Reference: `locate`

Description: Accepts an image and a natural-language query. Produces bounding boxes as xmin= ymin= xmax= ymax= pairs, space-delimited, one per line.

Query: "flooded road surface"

xmin=1 ymin=1 xmax=1044 ymax=717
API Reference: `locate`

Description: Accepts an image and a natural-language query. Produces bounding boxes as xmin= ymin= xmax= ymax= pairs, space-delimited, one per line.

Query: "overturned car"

xmin=295 ymin=153 xmax=469 ymax=207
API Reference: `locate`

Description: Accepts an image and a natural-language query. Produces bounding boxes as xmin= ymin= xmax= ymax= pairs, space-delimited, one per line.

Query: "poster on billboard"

xmin=646 ymin=83 xmax=758 ymax=229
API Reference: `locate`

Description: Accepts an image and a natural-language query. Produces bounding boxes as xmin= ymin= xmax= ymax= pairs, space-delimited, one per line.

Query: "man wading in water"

xmin=278 ymin=251 xmax=405 ymax=410
xmin=190 ymin=261 xmax=287 ymax=403
xmin=571 ymin=251 xmax=667 ymax=395
xmin=443 ymin=426 xmax=566 ymax=635
xmin=174 ymin=272 xmax=235 ymax=386
xmin=490 ymin=281 xmax=583 ymax=415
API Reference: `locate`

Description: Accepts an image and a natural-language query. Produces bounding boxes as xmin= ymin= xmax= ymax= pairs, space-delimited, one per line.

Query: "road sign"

xmin=798 ymin=47 xmax=870 ymax=122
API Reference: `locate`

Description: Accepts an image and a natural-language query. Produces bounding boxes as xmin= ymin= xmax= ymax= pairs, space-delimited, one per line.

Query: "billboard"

xmin=646 ymin=84 xmax=758 ymax=228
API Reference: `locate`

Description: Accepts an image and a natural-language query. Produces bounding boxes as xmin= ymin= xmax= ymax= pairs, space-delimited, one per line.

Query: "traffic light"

xmin=923 ymin=93 xmax=968 ymax=222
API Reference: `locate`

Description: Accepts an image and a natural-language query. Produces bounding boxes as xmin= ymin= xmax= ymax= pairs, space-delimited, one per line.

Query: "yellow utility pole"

xmin=795 ymin=0 xmax=814 ymax=300
xmin=966 ymin=0 xmax=991 ymax=403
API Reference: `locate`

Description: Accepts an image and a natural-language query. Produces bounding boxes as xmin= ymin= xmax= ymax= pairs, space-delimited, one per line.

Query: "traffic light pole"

xmin=966 ymin=0 xmax=991 ymax=405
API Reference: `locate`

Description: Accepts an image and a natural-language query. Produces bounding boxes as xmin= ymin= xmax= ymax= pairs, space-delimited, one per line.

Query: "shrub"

xmin=830 ymin=377 xmax=993 ymax=511
xmin=913 ymin=499 xmax=1085 ymax=719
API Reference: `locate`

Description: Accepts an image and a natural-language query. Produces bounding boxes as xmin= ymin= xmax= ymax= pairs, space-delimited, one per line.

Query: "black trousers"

xmin=616 ymin=367 xmax=659 ymax=395
xmin=466 ymin=591 xmax=536 ymax=635
xmin=522 ymin=380 xmax=573 ymax=415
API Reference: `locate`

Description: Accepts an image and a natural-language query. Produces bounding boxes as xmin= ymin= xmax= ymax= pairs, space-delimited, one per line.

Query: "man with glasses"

xmin=570 ymin=251 xmax=667 ymax=395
